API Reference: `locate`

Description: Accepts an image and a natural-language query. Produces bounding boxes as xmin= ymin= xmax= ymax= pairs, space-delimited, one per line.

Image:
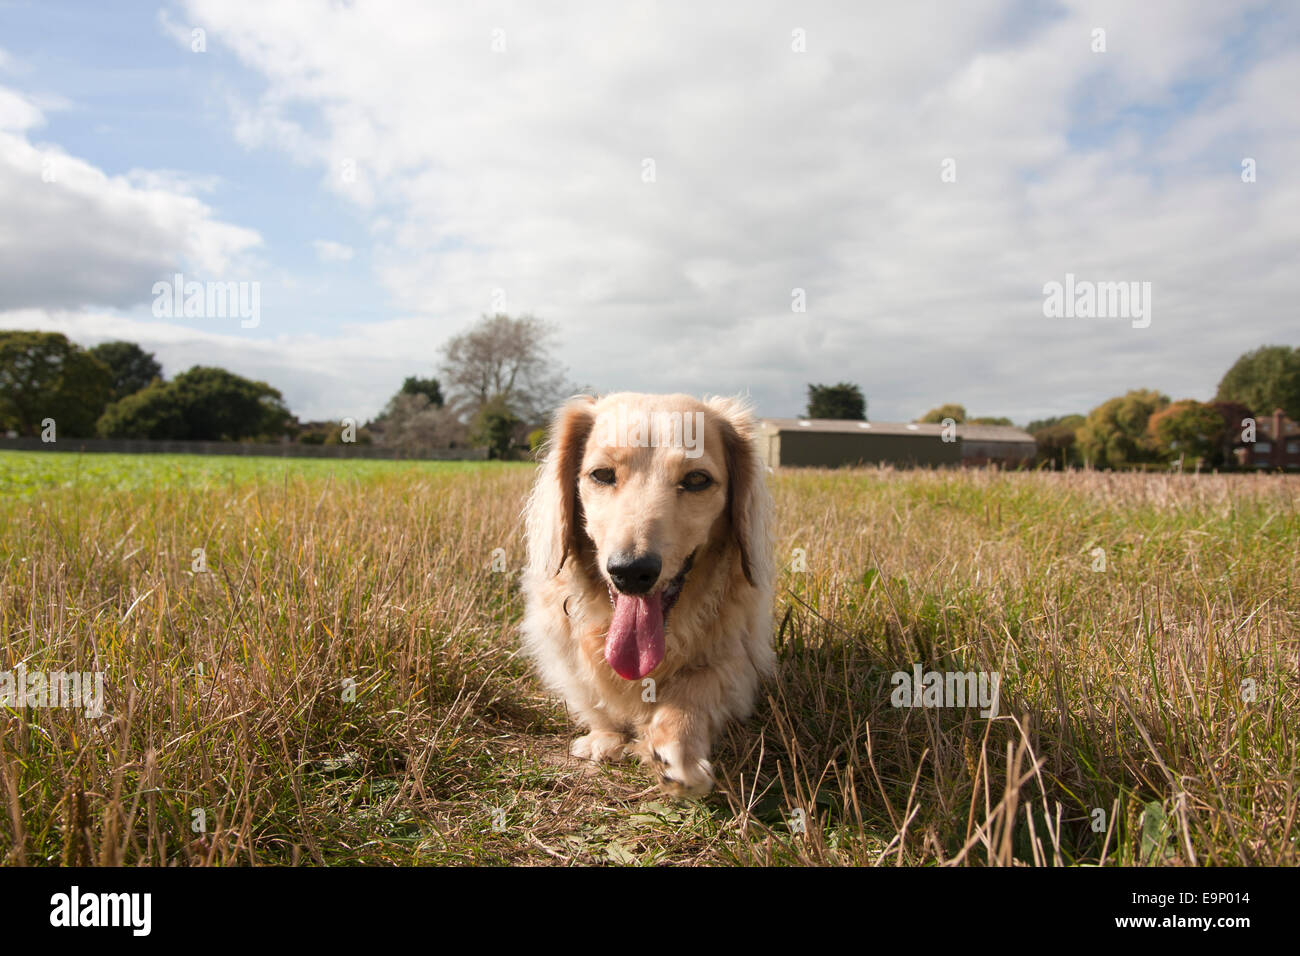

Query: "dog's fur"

xmin=520 ymin=392 xmax=774 ymax=796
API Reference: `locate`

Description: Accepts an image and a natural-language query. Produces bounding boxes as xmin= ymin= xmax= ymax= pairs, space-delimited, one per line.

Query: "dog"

xmin=520 ymin=392 xmax=774 ymax=797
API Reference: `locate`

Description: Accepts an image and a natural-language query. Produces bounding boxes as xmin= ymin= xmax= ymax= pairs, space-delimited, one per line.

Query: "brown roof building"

xmin=759 ymin=418 xmax=1036 ymax=469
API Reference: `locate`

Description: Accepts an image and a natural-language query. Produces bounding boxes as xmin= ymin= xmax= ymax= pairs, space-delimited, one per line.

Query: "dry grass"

xmin=0 ymin=453 xmax=1296 ymax=865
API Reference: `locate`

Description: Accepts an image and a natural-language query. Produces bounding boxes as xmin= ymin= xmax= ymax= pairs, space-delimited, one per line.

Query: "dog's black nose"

xmin=607 ymin=552 xmax=662 ymax=595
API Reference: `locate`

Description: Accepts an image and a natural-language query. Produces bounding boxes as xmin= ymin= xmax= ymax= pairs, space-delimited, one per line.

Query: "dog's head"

xmin=525 ymin=392 xmax=768 ymax=679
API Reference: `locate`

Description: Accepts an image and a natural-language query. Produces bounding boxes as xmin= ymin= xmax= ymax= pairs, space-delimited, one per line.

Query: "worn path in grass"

xmin=0 ymin=451 xmax=1296 ymax=865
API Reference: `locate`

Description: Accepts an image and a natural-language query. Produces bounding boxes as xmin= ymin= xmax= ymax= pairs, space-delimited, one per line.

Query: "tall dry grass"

xmin=0 ymin=455 xmax=1295 ymax=865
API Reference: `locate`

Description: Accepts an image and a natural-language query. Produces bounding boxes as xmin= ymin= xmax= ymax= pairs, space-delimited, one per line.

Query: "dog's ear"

xmin=710 ymin=397 xmax=770 ymax=589
xmin=526 ymin=396 xmax=597 ymax=577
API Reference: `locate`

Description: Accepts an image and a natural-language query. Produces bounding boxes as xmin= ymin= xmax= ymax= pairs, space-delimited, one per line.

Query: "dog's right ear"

xmin=525 ymin=395 xmax=597 ymax=577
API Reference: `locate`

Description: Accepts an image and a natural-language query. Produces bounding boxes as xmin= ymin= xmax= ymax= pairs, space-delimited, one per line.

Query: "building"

xmin=759 ymin=418 xmax=1036 ymax=468
xmin=1242 ymin=408 xmax=1300 ymax=471
xmin=958 ymin=423 xmax=1039 ymax=466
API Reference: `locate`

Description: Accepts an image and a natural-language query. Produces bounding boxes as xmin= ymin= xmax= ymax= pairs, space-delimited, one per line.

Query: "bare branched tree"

xmin=438 ymin=314 xmax=568 ymax=423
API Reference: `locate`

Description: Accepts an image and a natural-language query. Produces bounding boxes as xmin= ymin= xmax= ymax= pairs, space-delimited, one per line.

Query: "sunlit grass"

xmin=0 ymin=452 xmax=1295 ymax=865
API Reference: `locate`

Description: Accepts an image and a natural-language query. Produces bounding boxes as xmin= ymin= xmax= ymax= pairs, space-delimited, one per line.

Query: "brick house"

xmin=1241 ymin=408 xmax=1300 ymax=471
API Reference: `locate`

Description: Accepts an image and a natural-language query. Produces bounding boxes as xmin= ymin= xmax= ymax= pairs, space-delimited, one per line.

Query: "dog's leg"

xmin=638 ymin=673 xmax=731 ymax=797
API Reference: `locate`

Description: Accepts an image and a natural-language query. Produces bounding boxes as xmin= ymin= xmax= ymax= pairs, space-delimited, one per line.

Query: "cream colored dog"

xmin=521 ymin=392 xmax=774 ymax=797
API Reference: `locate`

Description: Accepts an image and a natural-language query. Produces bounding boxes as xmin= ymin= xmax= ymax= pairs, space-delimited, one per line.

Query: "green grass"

xmin=0 ymin=450 xmax=504 ymax=496
xmin=0 ymin=451 xmax=1296 ymax=865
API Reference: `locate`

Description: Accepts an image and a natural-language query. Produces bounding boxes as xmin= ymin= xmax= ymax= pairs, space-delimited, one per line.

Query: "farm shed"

xmin=759 ymin=418 xmax=1035 ymax=468
xmin=956 ymin=424 xmax=1038 ymax=467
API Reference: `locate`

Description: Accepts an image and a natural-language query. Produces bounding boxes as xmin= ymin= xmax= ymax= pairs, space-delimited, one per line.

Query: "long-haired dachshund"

xmin=521 ymin=392 xmax=774 ymax=796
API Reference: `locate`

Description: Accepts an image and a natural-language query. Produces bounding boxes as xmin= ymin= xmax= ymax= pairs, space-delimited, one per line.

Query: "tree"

xmin=94 ymin=381 xmax=186 ymax=440
xmin=470 ymin=394 xmax=524 ymax=460
xmin=1215 ymin=345 xmax=1300 ymax=421
xmin=806 ymin=383 xmax=866 ymax=420
xmin=1034 ymin=424 xmax=1080 ymax=468
xmin=1028 ymin=414 xmax=1085 ymax=468
xmin=88 ymin=341 xmax=163 ymax=402
xmin=97 ymin=366 xmax=290 ymax=440
xmin=375 ymin=392 xmax=465 ymax=451
xmin=169 ymin=367 xmax=290 ymax=440
xmin=0 ymin=330 xmax=112 ymax=437
xmin=439 ymin=314 xmax=566 ymax=423
xmin=1076 ymin=389 xmax=1169 ymax=468
xmin=968 ymin=416 xmax=1014 ymax=426
xmin=399 ymin=375 xmax=444 ymax=408
xmin=918 ymin=403 xmax=966 ymax=424
xmin=1207 ymin=400 xmax=1254 ymax=469
xmin=1027 ymin=414 xmax=1083 ymax=433
xmin=1148 ymin=400 xmax=1225 ymax=465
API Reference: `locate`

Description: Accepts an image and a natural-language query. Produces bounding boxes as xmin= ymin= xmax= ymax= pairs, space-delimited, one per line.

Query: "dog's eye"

xmin=589 ymin=468 xmax=616 ymax=486
xmin=680 ymin=470 xmax=713 ymax=491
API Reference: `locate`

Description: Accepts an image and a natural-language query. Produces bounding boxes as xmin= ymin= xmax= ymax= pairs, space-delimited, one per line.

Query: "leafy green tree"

xmin=399 ymin=375 xmax=444 ymax=408
xmin=968 ymin=416 xmax=1014 ymax=426
xmin=1207 ymin=400 xmax=1253 ymax=469
xmin=1026 ymin=414 xmax=1084 ymax=433
xmin=88 ymin=341 xmax=163 ymax=402
xmin=97 ymin=366 xmax=290 ymax=440
xmin=1215 ymin=345 xmax=1300 ymax=421
xmin=1148 ymin=400 xmax=1226 ymax=464
xmin=0 ymin=330 xmax=112 ymax=437
xmin=1028 ymin=414 xmax=1085 ymax=468
xmin=918 ymin=403 xmax=966 ymax=424
xmin=169 ymin=367 xmax=290 ymax=440
xmin=1076 ymin=389 xmax=1169 ymax=468
xmin=95 ymin=381 xmax=186 ymax=439
xmin=470 ymin=394 xmax=523 ymax=459
xmin=1034 ymin=424 xmax=1079 ymax=468
xmin=806 ymin=383 xmax=866 ymax=420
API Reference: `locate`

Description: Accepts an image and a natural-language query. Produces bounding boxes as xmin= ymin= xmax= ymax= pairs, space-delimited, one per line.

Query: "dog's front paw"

xmin=649 ymin=740 xmax=714 ymax=798
xmin=570 ymin=730 xmax=630 ymax=763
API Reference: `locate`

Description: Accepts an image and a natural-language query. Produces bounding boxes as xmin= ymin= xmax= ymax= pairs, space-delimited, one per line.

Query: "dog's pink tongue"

xmin=605 ymin=593 xmax=665 ymax=680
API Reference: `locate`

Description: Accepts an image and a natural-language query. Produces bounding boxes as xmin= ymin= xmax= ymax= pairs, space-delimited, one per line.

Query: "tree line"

xmin=0 ymin=314 xmax=572 ymax=458
xmin=804 ymin=344 xmax=1299 ymax=470
xmin=1028 ymin=345 xmax=1299 ymax=469
xmin=5 ymin=324 xmax=1293 ymax=469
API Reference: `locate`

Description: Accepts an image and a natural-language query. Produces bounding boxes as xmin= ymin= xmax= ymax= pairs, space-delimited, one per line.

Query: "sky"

xmin=0 ymin=0 xmax=1296 ymax=425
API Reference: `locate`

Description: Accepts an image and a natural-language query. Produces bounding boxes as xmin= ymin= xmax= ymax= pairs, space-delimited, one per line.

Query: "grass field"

xmin=0 ymin=451 xmax=1296 ymax=866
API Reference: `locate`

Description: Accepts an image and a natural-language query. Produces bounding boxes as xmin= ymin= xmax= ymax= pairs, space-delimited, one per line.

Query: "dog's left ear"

xmin=710 ymin=397 xmax=770 ymax=588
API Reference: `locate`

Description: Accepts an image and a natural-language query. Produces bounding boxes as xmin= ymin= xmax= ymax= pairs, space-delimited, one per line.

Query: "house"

xmin=759 ymin=418 xmax=1036 ymax=468
xmin=1242 ymin=408 xmax=1300 ymax=471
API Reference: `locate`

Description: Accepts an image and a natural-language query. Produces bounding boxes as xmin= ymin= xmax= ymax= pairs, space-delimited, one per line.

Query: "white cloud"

xmin=6 ymin=2 xmax=1297 ymax=425
xmin=312 ymin=239 xmax=354 ymax=262
xmin=167 ymin=0 xmax=1298 ymax=422
xmin=0 ymin=85 xmax=43 ymax=131
xmin=0 ymin=81 xmax=262 ymax=313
